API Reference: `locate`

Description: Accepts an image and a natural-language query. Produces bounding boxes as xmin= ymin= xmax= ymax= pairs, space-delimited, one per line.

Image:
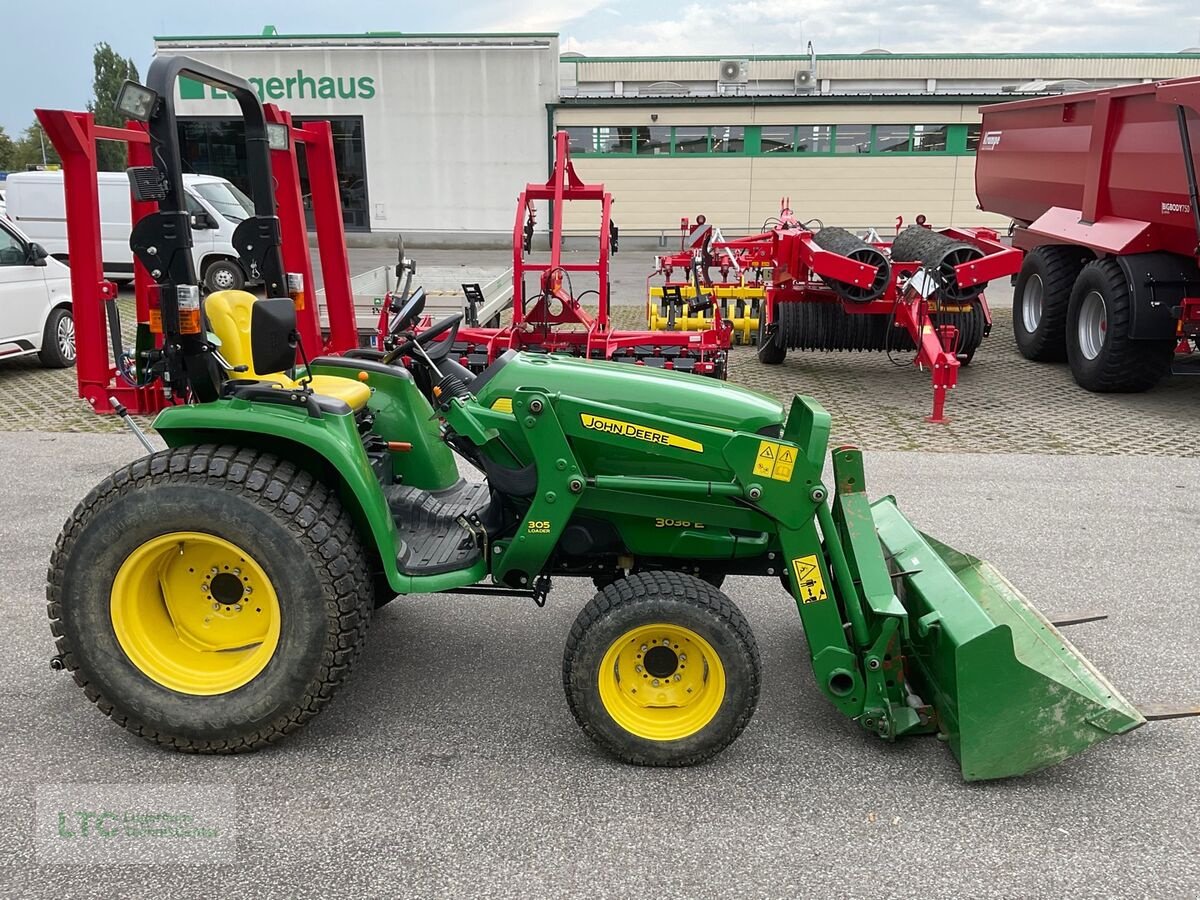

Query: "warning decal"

xmin=791 ymin=555 xmax=827 ymax=604
xmin=752 ymin=440 xmax=797 ymax=482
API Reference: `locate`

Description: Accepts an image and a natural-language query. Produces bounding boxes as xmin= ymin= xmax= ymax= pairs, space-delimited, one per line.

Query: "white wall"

xmin=160 ymin=39 xmax=559 ymax=235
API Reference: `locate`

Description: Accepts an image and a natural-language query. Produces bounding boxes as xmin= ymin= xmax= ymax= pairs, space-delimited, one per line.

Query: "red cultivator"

xmin=652 ymin=204 xmax=1022 ymax=421
xmin=442 ymin=131 xmax=731 ymax=378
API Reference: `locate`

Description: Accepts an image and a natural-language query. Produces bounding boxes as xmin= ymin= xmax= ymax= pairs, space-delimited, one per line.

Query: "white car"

xmin=0 ymin=217 xmax=74 ymax=368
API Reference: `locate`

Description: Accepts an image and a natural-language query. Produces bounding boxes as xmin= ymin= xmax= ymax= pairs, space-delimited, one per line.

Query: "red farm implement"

xmin=414 ymin=131 xmax=731 ymax=378
xmin=35 ymin=102 xmax=359 ymax=417
xmin=650 ymin=203 xmax=1021 ymax=421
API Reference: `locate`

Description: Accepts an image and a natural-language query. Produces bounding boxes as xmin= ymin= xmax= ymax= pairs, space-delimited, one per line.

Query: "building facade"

xmin=153 ymin=32 xmax=1200 ymax=242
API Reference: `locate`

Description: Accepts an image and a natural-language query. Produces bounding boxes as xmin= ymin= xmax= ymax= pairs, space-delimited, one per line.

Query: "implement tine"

xmin=1140 ymin=703 xmax=1200 ymax=721
xmin=1049 ymin=612 xmax=1109 ymax=627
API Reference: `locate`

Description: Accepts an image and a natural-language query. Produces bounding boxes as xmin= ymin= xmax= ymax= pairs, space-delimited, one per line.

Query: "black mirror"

xmin=28 ymin=243 xmax=48 ymax=267
xmin=250 ymin=297 xmax=298 ymax=375
xmin=191 ymin=212 xmax=215 ymax=230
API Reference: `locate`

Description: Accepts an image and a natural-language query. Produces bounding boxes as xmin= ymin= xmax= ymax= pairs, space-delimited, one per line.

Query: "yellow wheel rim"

xmin=110 ymin=532 xmax=281 ymax=696
xmin=597 ymin=623 xmax=726 ymax=741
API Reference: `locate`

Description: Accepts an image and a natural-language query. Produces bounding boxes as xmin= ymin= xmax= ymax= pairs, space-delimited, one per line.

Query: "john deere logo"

xmin=180 ymin=71 xmax=376 ymax=103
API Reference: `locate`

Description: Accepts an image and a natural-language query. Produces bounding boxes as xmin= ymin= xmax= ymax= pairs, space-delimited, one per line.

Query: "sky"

xmin=2 ymin=0 xmax=1199 ymax=136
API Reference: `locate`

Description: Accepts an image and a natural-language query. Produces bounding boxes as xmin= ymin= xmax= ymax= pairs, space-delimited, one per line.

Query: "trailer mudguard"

xmin=1114 ymin=252 xmax=1200 ymax=340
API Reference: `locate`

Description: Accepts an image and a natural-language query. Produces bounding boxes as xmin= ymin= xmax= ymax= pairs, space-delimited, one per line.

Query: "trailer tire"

xmin=204 ymin=258 xmax=246 ymax=293
xmin=1065 ymin=258 xmax=1175 ymax=392
xmin=47 ymin=445 xmax=374 ymax=753
xmin=1013 ymin=246 xmax=1089 ymax=362
xmin=563 ymin=571 xmax=760 ymax=766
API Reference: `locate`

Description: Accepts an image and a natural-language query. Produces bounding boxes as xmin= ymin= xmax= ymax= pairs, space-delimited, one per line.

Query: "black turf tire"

xmin=1065 ymin=258 xmax=1175 ymax=393
xmin=47 ymin=445 xmax=374 ymax=752
xmin=204 ymin=258 xmax=246 ymax=293
xmin=563 ymin=571 xmax=760 ymax=766
xmin=757 ymin=319 xmax=787 ymax=365
xmin=1013 ymin=246 xmax=1090 ymax=362
xmin=38 ymin=307 xmax=76 ymax=368
xmin=592 ymin=570 xmax=726 ymax=591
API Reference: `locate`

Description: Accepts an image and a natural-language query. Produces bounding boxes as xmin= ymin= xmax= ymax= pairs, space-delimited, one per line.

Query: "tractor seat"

xmin=204 ymin=290 xmax=371 ymax=412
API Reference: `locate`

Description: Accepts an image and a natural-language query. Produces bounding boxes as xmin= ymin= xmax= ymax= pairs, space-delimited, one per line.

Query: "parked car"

xmin=0 ymin=216 xmax=74 ymax=367
xmin=4 ymin=171 xmax=257 ymax=292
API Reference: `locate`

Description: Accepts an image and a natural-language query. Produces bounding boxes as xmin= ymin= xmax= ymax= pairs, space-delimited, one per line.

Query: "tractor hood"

xmin=471 ymin=351 xmax=784 ymax=434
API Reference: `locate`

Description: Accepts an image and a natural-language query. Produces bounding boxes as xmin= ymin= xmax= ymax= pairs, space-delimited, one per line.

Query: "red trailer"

xmin=976 ymin=76 xmax=1200 ymax=391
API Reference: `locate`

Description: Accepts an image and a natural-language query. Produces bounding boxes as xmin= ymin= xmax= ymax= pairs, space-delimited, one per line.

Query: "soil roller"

xmin=810 ymin=226 xmax=891 ymax=303
xmin=890 ymin=225 xmax=987 ymax=302
xmin=45 ymin=57 xmax=1196 ymax=781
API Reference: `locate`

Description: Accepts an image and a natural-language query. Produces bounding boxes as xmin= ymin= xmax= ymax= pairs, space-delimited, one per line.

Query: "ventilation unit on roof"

xmin=718 ymin=60 xmax=749 ymax=84
xmin=795 ymin=69 xmax=815 ymax=92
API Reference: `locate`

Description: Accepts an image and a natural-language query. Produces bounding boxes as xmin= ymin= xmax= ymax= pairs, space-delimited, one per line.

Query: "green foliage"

xmin=9 ymin=123 xmax=61 ymax=171
xmin=87 ymin=41 xmax=140 ymax=172
xmin=0 ymin=126 xmax=15 ymax=170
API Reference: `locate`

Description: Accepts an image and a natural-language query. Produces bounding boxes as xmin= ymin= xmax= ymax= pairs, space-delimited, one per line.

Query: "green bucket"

xmin=871 ymin=497 xmax=1145 ymax=781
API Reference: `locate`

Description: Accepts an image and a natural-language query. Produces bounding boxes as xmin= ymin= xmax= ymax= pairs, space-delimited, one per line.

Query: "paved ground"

xmin=1 ymin=433 xmax=1197 ymax=897
xmin=2 ymin=246 xmax=1197 ymax=454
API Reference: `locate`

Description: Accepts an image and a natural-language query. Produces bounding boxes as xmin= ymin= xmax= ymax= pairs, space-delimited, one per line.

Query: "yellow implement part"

xmin=597 ymin=622 xmax=726 ymax=741
xmin=205 ymin=290 xmax=371 ymax=410
xmin=110 ymin=532 xmax=282 ymax=695
xmin=647 ymin=284 xmax=761 ymax=344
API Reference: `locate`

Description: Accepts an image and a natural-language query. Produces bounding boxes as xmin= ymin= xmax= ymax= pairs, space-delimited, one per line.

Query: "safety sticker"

xmin=752 ymin=440 xmax=796 ymax=482
xmin=580 ymin=413 xmax=703 ymax=453
xmin=791 ymin=555 xmax=827 ymax=604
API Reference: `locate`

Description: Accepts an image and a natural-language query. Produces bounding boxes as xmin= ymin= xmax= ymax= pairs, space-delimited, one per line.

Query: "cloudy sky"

xmin=2 ymin=0 xmax=1199 ymax=136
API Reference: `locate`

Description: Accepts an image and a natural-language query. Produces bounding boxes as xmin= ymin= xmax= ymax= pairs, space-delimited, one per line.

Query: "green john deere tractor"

xmin=48 ymin=57 xmax=1159 ymax=779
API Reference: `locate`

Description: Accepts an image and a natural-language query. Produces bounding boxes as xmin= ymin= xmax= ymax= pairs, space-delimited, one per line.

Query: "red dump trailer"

xmin=976 ymin=76 xmax=1200 ymax=391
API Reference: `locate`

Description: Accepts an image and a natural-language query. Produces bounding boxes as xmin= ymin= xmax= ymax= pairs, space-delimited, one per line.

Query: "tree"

xmin=0 ymin=126 xmax=15 ymax=171
xmin=10 ymin=123 xmax=60 ymax=170
xmin=88 ymin=42 xmax=140 ymax=172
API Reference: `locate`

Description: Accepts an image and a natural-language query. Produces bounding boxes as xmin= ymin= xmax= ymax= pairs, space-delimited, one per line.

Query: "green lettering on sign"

xmin=177 ymin=70 xmax=379 ymax=102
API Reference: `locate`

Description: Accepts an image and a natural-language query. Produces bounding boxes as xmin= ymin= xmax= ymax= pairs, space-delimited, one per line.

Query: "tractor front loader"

xmin=46 ymin=58 xmax=1193 ymax=780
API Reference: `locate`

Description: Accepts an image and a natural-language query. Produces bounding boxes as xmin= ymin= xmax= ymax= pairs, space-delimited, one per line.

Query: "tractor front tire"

xmin=563 ymin=571 xmax=760 ymax=766
xmin=1065 ymin=258 xmax=1175 ymax=392
xmin=47 ymin=445 xmax=374 ymax=753
xmin=1013 ymin=245 xmax=1090 ymax=362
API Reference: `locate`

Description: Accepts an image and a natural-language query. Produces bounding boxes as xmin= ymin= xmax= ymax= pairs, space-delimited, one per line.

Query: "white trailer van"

xmin=5 ymin=171 xmax=257 ymax=292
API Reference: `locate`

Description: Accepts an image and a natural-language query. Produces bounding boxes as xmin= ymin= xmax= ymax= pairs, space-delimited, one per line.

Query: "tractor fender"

xmin=150 ymin=402 xmax=438 ymax=593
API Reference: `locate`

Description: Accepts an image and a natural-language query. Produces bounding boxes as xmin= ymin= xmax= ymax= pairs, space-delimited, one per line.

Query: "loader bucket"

xmin=870 ymin=497 xmax=1145 ymax=781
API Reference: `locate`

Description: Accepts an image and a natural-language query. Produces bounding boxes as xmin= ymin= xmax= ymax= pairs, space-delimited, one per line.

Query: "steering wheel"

xmin=382 ymin=313 xmax=463 ymax=366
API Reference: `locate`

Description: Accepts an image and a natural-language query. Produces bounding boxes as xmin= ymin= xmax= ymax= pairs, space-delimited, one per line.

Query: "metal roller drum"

xmin=775 ymin=300 xmax=987 ymax=361
xmin=890 ymin=225 xmax=987 ymax=302
xmin=810 ymin=226 xmax=891 ymax=303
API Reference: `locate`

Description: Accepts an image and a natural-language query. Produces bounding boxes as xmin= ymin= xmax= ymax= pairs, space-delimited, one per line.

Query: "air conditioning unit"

xmin=794 ymin=69 xmax=816 ymax=92
xmin=718 ymin=60 xmax=749 ymax=84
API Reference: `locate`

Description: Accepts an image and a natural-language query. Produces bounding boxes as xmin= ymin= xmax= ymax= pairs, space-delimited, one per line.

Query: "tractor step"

xmin=387 ymin=480 xmax=493 ymax=576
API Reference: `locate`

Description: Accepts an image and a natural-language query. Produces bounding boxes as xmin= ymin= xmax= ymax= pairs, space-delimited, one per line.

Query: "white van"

xmin=5 ymin=171 xmax=256 ymax=292
xmin=0 ymin=216 xmax=74 ymax=368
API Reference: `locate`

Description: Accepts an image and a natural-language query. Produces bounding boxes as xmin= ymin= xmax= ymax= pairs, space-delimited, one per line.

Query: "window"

xmin=596 ymin=127 xmax=641 ymax=154
xmin=912 ymin=125 xmax=948 ymax=153
xmin=835 ymin=125 xmax=871 ymax=154
xmin=761 ymin=126 xmax=794 ymax=153
xmin=193 ymin=181 xmax=255 ymax=223
xmin=640 ymin=126 xmax=671 ymax=155
xmin=0 ymin=227 xmax=26 ymax=266
xmin=874 ymin=125 xmax=912 ymax=153
xmin=966 ymin=124 xmax=982 ymax=152
xmin=673 ymin=126 xmax=709 ymax=154
xmin=565 ymin=126 xmax=596 ymax=155
xmin=711 ymin=126 xmax=745 ymax=153
xmin=796 ymin=125 xmax=833 ymax=153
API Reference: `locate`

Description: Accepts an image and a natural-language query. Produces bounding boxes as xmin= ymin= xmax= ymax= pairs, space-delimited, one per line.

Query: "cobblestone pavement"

xmin=2 ymin=247 xmax=1196 ymax=455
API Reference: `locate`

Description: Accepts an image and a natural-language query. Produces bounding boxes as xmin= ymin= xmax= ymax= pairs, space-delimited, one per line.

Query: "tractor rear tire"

xmin=563 ymin=571 xmax=760 ymax=766
xmin=1013 ymin=246 xmax=1090 ymax=362
xmin=47 ymin=445 xmax=374 ymax=753
xmin=1065 ymin=258 xmax=1175 ymax=393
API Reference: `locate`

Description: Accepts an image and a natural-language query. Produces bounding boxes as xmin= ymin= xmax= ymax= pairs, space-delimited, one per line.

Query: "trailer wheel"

xmin=204 ymin=258 xmax=246 ymax=293
xmin=563 ymin=571 xmax=760 ymax=766
xmin=1013 ymin=246 xmax=1089 ymax=362
xmin=47 ymin=445 xmax=374 ymax=752
xmin=1065 ymin=258 xmax=1175 ymax=392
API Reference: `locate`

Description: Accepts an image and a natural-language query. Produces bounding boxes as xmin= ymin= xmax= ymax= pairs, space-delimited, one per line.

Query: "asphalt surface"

xmin=2 ymin=431 xmax=1197 ymax=897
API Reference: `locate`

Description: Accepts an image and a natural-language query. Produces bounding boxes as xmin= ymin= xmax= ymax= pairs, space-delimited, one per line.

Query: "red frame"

xmin=35 ymin=105 xmax=359 ymax=415
xmin=431 ymin=131 xmax=730 ymax=375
